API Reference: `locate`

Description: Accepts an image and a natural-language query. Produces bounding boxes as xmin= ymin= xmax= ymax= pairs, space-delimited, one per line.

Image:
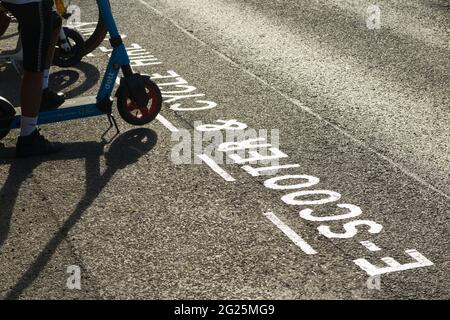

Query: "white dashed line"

xmin=156 ymin=114 xmax=179 ymax=132
xmin=263 ymin=212 xmax=317 ymax=255
xmin=197 ymin=154 xmax=236 ymax=182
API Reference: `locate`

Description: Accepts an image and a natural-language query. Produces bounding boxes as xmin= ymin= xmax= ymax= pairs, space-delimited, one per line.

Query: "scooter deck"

xmin=11 ymin=95 xmax=107 ymax=128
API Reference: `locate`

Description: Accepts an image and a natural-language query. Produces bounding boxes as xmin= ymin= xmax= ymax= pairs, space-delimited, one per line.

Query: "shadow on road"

xmin=0 ymin=128 xmax=158 ymax=299
xmin=0 ymin=60 xmax=101 ymax=107
xmin=50 ymin=62 xmax=101 ymax=99
xmin=0 ymin=31 xmax=19 ymax=41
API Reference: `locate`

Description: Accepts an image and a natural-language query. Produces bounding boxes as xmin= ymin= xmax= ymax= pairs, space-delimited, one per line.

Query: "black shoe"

xmin=16 ymin=129 xmax=63 ymax=158
xmin=40 ymin=89 xmax=66 ymax=112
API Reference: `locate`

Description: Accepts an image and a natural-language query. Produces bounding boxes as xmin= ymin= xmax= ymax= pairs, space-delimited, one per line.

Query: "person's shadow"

xmin=0 ymin=128 xmax=158 ymax=299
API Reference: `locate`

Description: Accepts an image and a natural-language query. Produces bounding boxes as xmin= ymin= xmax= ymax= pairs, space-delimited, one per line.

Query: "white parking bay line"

xmin=264 ymin=212 xmax=318 ymax=255
xmin=197 ymin=154 xmax=236 ymax=182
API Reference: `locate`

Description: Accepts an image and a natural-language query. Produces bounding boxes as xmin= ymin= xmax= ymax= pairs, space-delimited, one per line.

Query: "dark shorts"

xmin=2 ymin=0 xmax=60 ymax=72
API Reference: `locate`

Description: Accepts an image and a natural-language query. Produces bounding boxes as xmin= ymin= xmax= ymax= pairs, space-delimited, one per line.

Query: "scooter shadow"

xmin=50 ymin=61 xmax=101 ymax=99
xmin=0 ymin=127 xmax=158 ymax=299
xmin=0 ymin=61 xmax=101 ymax=107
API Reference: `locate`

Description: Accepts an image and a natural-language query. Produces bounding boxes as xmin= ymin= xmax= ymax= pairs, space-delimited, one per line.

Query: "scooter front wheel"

xmin=0 ymin=97 xmax=16 ymax=141
xmin=116 ymin=76 xmax=162 ymax=126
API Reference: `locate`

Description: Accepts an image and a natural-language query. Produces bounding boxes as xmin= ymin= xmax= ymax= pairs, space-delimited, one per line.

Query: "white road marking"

xmin=110 ymin=0 xmax=436 ymax=275
xmin=197 ymin=154 xmax=236 ymax=182
xmin=137 ymin=0 xmax=450 ymax=202
xmin=360 ymin=241 xmax=382 ymax=252
xmin=156 ymin=114 xmax=179 ymax=132
xmin=353 ymin=249 xmax=434 ymax=276
xmin=263 ymin=212 xmax=317 ymax=255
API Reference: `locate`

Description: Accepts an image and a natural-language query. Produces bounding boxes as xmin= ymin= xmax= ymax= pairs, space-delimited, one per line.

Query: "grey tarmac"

xmin=0 ymin=0 xmax=448 ymax=299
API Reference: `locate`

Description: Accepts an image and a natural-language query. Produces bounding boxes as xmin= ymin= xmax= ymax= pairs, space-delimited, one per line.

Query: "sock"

xmin=20 ymin=116 xmax=38 ymax=137
xmin=42 ymin=69 xmax=50 ymax=90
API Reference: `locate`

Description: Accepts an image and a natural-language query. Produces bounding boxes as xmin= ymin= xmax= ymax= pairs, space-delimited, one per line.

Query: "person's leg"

xmin=41 ymin=10 xmax=66 ymax=110
xmin=20 ymin=72 xmax=42 ymax=117
xmin=45 ymin=13 xmax=61 ymax=71
xmin=20 ymin=71 xmax=42 ymax=136
xmin=4 ymin=0 xmax=63 ymax=157
xmin=1 ymin=1 xmax=46 ymax=133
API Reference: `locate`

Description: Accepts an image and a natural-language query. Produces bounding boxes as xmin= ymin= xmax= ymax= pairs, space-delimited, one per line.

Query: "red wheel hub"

xmin=125 ymin=86 xmax=159 ymax=120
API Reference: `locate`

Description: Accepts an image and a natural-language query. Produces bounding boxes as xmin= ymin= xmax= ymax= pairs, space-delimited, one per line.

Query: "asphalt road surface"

xmin=0 ymin=0 xmax=449 ymax=299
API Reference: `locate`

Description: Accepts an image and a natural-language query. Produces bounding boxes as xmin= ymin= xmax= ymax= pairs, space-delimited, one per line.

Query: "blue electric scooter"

xmin=0 ymin=0 xmax=162 ymax=141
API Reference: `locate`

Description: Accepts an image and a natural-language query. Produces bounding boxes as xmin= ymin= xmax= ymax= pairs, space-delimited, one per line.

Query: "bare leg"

xmin=21 ymin=21 xmax=60 ymax=117
xmin=40 ymin=22 xmax=66 ymax=111
xmin=44 ymin=25 xmax=60 ymax=70
xmin=21 ymin=71 xmax=42 ymax=117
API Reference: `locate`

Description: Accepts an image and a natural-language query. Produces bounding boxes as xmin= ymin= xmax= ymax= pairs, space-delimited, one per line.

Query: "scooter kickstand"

xmin=108 ymin=113 xmax=120 ymax=135
xmin=101 ymin=113 xmax=120 ymax=142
